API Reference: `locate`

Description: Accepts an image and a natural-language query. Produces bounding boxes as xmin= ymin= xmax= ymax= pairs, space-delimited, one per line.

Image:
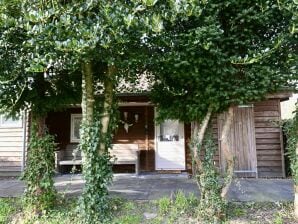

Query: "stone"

xmin=143 ymin=212 xmax=157 ymax=220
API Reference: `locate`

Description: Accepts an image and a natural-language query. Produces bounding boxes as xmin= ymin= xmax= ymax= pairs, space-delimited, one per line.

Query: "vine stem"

xmin=192 ymin=105 xmax=213 ymax=173
xmin=99 ymin=65 xmax=115 ymax=154
xmin=220 ymin=106 xmax=234 ymax=199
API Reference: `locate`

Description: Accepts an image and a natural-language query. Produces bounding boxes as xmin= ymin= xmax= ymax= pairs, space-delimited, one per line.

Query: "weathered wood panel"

xmin=254 ymin=99 xmax=284 ymax=177
xmin=218 ymin=106 xmax=257 ymax=176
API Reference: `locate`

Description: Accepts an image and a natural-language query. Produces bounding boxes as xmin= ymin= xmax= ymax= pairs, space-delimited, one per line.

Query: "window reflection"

xmin=159 ymin=120 xmax=179 ymax=142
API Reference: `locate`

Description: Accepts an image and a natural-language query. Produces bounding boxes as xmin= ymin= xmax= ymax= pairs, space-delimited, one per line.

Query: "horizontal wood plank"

xmin=255 ymin=128 xmax=280 ymax=133
xmin=0 ymin=156 xmax=22 ymax=162
xmin=0 ymin=151 xmax=23 ymax=156
xmin=0 ymin=146 xmax=23 ymax=151
xmin=0 ymin=136 xmax=24 ymax=142
xmin=258 ymin=172 xmax=283 ymax=178
xmin=0 ymin=161 xmax=21 ymax=166
xmin=254 ymin=100 xmax=278 ymax=106
xmin=256 ymin=139 xmax=280 ymax=144
xmin=0 ymin=132 xmax=24 ymax=137
xmin=257 ymin=166 xmax=283 ymax=172
xmin=253 ymin=106 xmax=279 ymax=112
xmin=0 ymin=142 xmax=23 ymax=147
xmin=254 ymin=111 xmax=280 ymax=117
xmin=254 ymin=117 xmax=280 ymax=122
xmin=256 ymin=145 xmax=281 ymax=150
xmin=0 ymin=128 xmax=24 ymax=133
xmin=257 ymin=161 xmax=282 ymax=166
xmin=257 ymin=150 xmax=281 ymax=155
xmin=255 ymin=133 xmax=280 ymax=139
xmin=257 ymin=155 xmax=282 ymax=161
xmin=254 ymin=122 xmax=279 ymax=128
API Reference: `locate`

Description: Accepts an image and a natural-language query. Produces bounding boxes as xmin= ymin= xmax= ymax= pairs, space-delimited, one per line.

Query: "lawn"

xmin=0 ymin=192 xmax=296 ymax=224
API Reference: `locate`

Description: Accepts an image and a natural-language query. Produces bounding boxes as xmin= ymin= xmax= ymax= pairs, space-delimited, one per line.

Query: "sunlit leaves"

xmin=150 ymin=0 xmax=296 ymax=123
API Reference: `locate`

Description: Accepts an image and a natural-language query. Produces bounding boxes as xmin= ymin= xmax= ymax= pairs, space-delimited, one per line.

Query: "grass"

xmin=0 ymin=198 xmax=21 ymax=224
xmin=0 ymin=193 xmax=296 ymax=224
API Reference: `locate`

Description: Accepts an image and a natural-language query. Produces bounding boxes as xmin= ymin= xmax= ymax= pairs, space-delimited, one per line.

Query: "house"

xmin=0 ymin=92 xmax=292 ymax=178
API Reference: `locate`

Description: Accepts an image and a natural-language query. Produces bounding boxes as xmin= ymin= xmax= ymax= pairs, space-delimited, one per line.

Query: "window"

xmin=159 ymin=119 xmax=179 ymax=141
xmin=0 ymin=115 xmax=23 ymax=128
xmin=70 ymin=114 xmax=82 ymax=143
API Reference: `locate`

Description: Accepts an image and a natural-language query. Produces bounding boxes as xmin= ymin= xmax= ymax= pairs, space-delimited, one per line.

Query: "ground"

xmin=0 ymin=174 xmax=294 ymax=202
xmin=0 ymin=174 xmax=295 ymax=223
xmin=0 ymin=196 xmax=296 ymax=224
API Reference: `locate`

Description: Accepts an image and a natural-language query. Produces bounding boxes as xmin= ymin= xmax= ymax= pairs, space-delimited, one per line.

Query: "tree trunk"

xmin=99 ymin=65 xmax=115 ymax=153
xmin=35 ymin=116 xmax=46 ymax=138
xmin=191 ymin=106 xmax=213 ymax=173
xmin=295 ymin=132 xmax=298 ymax=219
xmin=220 ymin=106 xmax=234 ymax=199
xmin=28 ymin=114 xmax=47 ymax=214
xmin=81 ymin=62 xmax=95 ymax=127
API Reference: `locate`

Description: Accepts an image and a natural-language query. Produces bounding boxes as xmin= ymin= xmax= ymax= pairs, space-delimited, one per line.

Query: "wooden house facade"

xmin=0 ymin=93 xmax=291 ymax=177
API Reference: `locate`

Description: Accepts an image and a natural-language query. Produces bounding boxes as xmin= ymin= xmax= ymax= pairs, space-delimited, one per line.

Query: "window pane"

xmin=0 ymin=115 xmax=22 ymax=127
xmin=160 ymin=120 xmax=179 ymax=141
xmin=73 ymin=117 xmax=82 ymax=140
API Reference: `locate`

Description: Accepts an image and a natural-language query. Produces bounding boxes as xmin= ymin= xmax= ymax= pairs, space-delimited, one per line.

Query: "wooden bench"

xmin=110 ymin=144 xmax=140 ymax=175
xmin=55 ymin=143 xmax=139 ymax=174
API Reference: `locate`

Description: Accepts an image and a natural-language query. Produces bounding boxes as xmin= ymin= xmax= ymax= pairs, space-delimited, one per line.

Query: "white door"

xmin=156 ymin=120 xmax=185 ymax=170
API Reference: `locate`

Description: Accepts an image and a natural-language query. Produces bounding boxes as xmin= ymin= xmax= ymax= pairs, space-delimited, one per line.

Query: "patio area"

xmin=0 ymin=174 xmax=294 ymax=202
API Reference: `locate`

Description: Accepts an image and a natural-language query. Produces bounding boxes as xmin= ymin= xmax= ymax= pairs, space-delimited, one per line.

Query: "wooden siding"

xmin=0 ymin=118 xmax=29 ymax=177
xmin=254 ymin=99 xmax=284 ymax=177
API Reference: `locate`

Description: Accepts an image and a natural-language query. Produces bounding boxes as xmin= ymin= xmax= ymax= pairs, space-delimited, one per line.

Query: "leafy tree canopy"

xmin=148 ymin=0 xmax=297 ymax=122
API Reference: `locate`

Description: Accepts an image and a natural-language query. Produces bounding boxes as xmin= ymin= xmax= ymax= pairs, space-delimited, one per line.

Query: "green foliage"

xmin=283 ymin=111 xmax=298 ymax=184
xmin=158 ymin=197 xmax=171 ymax=215
xmin=21 ymin=123 xmax=57 ymax=214
xmin=156 ymin=191 xmax=199 ymax=223
xmin=150 ymin=0 xmax=296 ymax=123
xmin=0 ymin=198 xmax=19 ymax=224
xmin=1 ymin=197 xmax=297 ymax=223
xmin=77 ymin=100 xmax=119 ymax=223
xmin=193 ymin=129 xmax=226 ymax=223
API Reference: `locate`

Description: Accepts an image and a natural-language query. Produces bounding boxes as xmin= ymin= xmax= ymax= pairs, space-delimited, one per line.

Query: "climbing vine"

xmin=21 ymin=123 xmax=57 ymax=214
xmin=192 ymin=128 xmax=226 ymax=223
xmin=283 ymin=112 xmax=298 ymax=185
xmin=78 ymin=100 xmax=119 ymax=223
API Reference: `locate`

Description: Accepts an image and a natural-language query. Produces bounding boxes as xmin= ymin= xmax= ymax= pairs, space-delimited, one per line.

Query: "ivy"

xmin=78 ymin=100 xmax=118 ymax=224
xmin=283 ymin=110 xmax=298 ymax=185
xmin=192 ymin=128 xmax=226 ymax=223
xmin=21 ymin=123 xmax=57 ymax=214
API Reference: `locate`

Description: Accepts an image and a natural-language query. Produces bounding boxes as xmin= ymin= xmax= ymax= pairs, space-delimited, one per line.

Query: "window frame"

xmin=70 ymin=114 xmax=82 ymax=143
